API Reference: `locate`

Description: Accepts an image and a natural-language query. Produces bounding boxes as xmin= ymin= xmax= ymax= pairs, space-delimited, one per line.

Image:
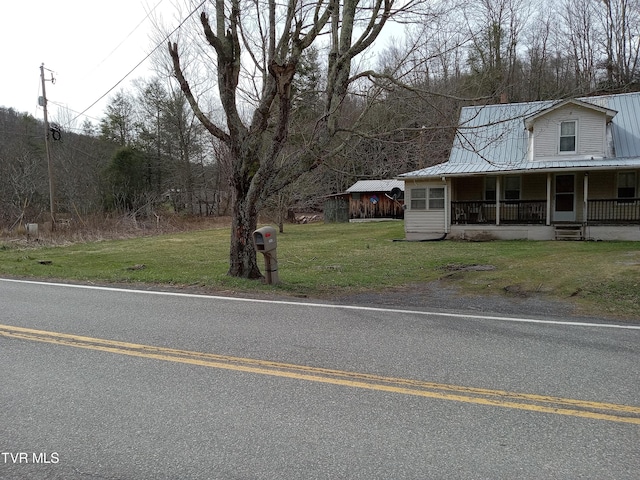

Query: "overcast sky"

xmin=1 ymin=0 xmax=180 ymax=129
xmin=1 ymin=0 xmax=401 ymax=132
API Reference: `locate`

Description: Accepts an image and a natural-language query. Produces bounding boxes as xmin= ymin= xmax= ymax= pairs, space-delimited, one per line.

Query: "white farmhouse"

xmin=399 ymin=93 xmax=640 ymax=241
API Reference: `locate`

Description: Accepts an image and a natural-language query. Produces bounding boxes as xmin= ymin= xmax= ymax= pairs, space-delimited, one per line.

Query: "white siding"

xmin=533 ymin=105 xmax=607 ymax=158
xmin=405 ymin=210 xmax=446 ymax=233
xmin=404 ymin=180 xmax=447 ymax=237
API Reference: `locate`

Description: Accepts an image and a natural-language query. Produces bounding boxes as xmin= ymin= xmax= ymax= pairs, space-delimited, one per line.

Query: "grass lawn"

xmin=1 ymin=221 xmax=639 ymax=319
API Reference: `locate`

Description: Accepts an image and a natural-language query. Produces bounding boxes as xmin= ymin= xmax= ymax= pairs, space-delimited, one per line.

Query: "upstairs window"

xmin=559 ymin=121 xmax=577 ymax=153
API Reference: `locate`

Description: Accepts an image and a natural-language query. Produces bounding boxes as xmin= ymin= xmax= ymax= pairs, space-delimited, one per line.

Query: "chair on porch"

xmin=468 ymin=204 xmax=485 ymax=223
xmin=528 ymin=204 xmax=544 ymax=223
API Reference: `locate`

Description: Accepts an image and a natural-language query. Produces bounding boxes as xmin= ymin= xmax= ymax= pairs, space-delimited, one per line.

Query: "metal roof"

xmin=346 ymin=179 xmax=404 ymax=192
xmin=400 ymin=157 xmax=640 ymax=179
xmin=399 ymin=92 xmax=640 ymax=179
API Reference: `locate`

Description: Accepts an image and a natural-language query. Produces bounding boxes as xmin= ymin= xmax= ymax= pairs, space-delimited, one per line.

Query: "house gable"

xmin=398 ymin=92 xmax=640 ymax=180
xmin=523 ymin=99 xmax=616 ymax=128
xmin=525 ymin=100 xmax=617 ymax=161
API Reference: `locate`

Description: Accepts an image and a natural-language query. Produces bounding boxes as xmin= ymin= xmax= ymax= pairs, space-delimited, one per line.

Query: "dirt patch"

xmin=331 ymin=280 xmax=583 ymax=320
xmin=503 ymin=284 xmax=531 ymax=297
xmin=438 ymin=263 xmax=496 ymax=273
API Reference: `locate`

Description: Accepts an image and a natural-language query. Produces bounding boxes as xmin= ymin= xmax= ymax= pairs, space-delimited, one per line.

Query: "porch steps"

xmin=554 ymin=224 xmax=584 ymax=241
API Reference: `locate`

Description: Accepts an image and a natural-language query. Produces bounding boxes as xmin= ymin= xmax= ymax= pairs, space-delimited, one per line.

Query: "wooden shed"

xmin=323 ymin=194 xmax=350 ymax=223
xmin=345 ymin=180 xmax=405 ymax=220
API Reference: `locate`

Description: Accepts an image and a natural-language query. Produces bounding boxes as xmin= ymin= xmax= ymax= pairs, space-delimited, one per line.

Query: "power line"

xmin=48 ymin=100 xmax=103 ymax=124
xmin=65 ymin=0 xmax=208 ymax=128
xmin=92 ymin=0 xmax=168 ymax=72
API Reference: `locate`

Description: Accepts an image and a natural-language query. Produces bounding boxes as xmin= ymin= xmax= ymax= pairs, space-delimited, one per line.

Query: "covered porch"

xmin=451 ymin=198 xmax=640 ymax=225
xmin=447 ymin=170 xmax=640 ymax=240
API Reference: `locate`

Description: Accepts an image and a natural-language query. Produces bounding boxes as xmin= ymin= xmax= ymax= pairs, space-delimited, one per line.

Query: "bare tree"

xmin=558 ymin=0 xmax=599 ymax=92
xmin=523 ymin=5 xmax=555 ymax=99
xmin=168 ymin=0 xmax=413 ymax=278
xmin=463 ymin=0 xmax=532 ymax=101
xmin=599 ymin=0 xmax=640 ymax=89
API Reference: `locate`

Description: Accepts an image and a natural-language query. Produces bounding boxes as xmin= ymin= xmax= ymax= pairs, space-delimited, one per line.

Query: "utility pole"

xmin=40 ymin=63 xmax=56 ymax=230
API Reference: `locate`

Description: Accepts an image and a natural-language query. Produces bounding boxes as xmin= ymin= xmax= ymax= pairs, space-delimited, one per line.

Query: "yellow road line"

xmin=2 ymin=323 xmax=639 ymax=425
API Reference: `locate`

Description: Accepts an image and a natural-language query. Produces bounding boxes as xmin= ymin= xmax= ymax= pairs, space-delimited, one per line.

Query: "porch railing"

xmin=452 ymin=199 xmax=640 ymax=225
xmin=452 ymin=200 xmax=546 ymax=225
xmin=587 ymin=198 xmax=640 ymax=224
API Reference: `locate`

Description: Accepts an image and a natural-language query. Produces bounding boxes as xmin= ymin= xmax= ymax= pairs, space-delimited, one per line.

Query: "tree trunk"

xmin=168 ymin=1 xmax=394 ymax=279
xmin=228 ymin=187 xmax=263 ymax=279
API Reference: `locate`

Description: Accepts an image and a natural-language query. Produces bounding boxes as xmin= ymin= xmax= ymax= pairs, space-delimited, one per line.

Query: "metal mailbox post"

xmin=253 ymin=226 xmax=279 ymax=284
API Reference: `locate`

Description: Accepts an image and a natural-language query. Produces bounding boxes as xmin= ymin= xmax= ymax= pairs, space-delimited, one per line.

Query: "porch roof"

xmin=399 ymin=92 xmax=640 ymax=180
xmin=399 ymin=156 xmax=640 ymax=179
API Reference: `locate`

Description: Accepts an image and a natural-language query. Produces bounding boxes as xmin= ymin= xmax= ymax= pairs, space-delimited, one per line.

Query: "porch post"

xmin=546 ymin=173 xmax=552 ymax=226
xmin=495 ymin=176 xmax=501 ymax=225
xmin=583 ymin=173 xmax=589 ymax=224
xmin=444 ymin=177 xmax=450 ymax=233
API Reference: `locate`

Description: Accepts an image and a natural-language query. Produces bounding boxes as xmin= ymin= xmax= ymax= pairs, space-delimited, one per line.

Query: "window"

xmin=485 ymin=177 xmax=496 ymax=201
xmin=618 ymin=172 xmax=637 ymax=199
xmin=428 ymin=187 xmax=445 ymax=209
xmin=485 ymin=176 xmax=520 ymax=201
xmin=559 ymin=121 xmax=576 ymax=153
xmin=410 ymin=187 xmax=445 ymax=210
xmin=504 ymin=176 xmax=521 ymax=200
xmin=410 ymin=188 xmax=426 ymax=210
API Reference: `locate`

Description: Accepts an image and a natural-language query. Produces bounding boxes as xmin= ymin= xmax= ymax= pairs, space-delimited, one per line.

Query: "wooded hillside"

xmin=1 ymin=0 xmax=638 ymax=231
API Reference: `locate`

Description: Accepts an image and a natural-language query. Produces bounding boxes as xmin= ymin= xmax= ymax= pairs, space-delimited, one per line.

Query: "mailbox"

xmin=253 ymin=226 xmax=279 ymax=285
xmin=253 ymin=226 xmax=277 ymax=252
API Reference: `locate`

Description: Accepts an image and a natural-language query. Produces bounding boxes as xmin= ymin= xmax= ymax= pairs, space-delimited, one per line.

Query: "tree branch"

xmin=168 ymin=41 xmax=231 ymax=144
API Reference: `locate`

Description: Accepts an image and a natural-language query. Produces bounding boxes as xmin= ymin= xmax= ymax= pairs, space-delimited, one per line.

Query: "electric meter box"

xmin=253 ymin=226 xmax=277 ymax=252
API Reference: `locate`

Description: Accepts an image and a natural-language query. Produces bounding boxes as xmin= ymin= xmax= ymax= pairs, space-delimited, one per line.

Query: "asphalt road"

xmin=1 ymin=278 xmax=639 ymax=479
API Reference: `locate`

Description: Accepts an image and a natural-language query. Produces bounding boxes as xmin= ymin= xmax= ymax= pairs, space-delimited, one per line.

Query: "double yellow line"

xmin=2 ymin=323 xmax=639 ymax=425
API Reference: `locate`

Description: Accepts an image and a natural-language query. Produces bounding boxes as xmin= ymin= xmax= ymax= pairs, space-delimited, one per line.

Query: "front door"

xmin=554 ymin=174 xmax=575 ymax=222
